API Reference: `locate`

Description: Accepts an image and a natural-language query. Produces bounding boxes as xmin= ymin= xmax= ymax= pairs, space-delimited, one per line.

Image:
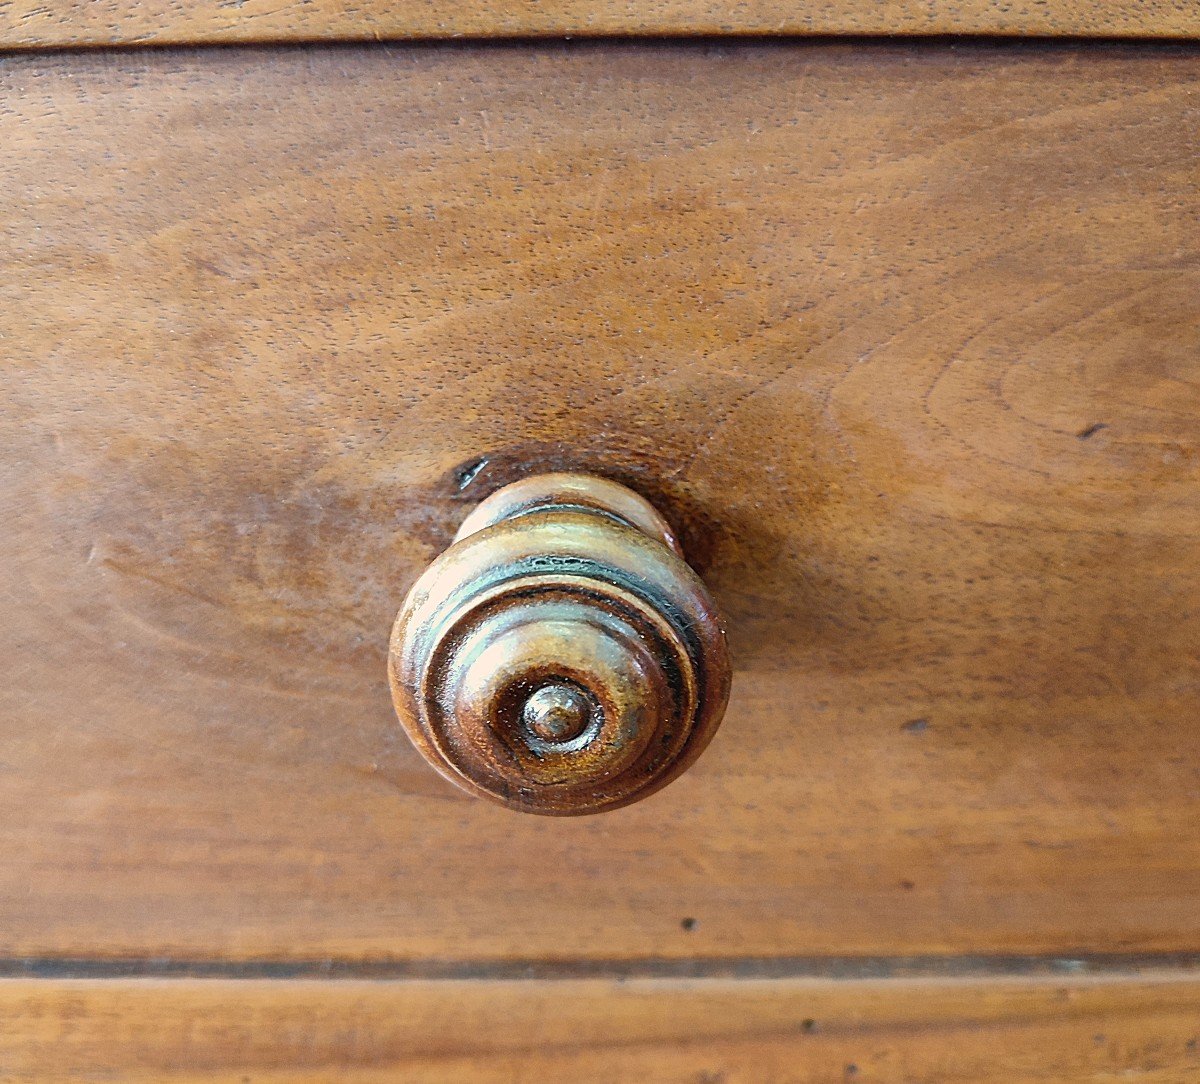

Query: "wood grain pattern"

xmin=2 ymin=43 xmax=1199 ymax=963
xmin=2 ymin=0 xmax=1199 ymax=49
xmin=2 ymin=975 xmax=1199 ymax=1081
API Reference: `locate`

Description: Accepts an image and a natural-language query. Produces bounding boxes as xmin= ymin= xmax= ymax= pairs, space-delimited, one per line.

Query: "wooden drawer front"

xmin=2 ymin=43 xmax=1198 ymax=968
xmin=4 ymin=975 xmax=1200 ymax=1081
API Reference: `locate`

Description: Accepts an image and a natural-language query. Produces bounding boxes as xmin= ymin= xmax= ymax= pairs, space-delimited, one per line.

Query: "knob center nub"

xmin=522 ymin=683 xmax=593 ymax=744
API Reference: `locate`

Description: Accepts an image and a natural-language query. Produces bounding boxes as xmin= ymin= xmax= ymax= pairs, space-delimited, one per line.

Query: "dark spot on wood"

xmin=802 ymin=1018 xmax=817 ymax=1033
xmin=681 ymin=917 xmax=697 ymax=931
xmin=454 ymin=456 xmax=490 ymax=491
xmin=901 ymin=879 xmax=915 ymax=891
xmin=901 ymin=718 xmax=928 ymax=734
xmin=1077 ymin=422 xmax=1108 ymax=440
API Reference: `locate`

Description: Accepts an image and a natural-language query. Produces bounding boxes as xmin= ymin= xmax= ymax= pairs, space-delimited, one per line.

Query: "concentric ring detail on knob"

xmin=388 ymin=475 xmax=729 ymax=816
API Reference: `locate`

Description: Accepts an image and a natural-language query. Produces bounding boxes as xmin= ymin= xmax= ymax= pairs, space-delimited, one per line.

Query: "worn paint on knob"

xmin=388 ymin=472 xmax=731 ymax=816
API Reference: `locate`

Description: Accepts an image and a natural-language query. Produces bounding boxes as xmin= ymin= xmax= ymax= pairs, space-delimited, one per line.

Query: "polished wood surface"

xmin=2 ymin=43 xmax=1199 ymax=962
xmin=3 ymin=974 xmax=1198 ymax=1081
xmin=2 ymin=0 xmax=1199 ymax=49
xmin=390 ymin=473 xmax=731 ymax=815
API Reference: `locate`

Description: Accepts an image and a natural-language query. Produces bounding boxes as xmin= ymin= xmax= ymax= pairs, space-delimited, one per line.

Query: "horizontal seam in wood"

xmin=3 ymin=954 xmax=1200 ymax=982
xmin=3 ymin=35 xmax=1200 ymax=60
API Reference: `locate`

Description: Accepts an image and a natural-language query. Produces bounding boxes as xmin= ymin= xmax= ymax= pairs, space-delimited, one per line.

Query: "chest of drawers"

xmin=2 ymin=6 xmax=1199 ymax=1079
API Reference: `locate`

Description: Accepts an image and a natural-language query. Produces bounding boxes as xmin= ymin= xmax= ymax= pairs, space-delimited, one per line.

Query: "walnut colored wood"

xmin=2 ymin=975 xmax=1199 ymax=1081
xmin=1 ymin=44 xmax=1199 ymax=962
xmin=389 ymin=473 xmax=730 ymax=815
xmin=1 ymin=0 xmax=1199 ymax=49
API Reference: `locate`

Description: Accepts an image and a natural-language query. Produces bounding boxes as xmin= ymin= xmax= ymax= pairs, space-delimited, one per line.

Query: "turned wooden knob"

xmin=388 ymin=473 xmax=730 ymax=815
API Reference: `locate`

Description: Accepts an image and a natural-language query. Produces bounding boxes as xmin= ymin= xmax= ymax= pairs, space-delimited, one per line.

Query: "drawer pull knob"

xmin=388 ymin=472 xmax=730 ymax=815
